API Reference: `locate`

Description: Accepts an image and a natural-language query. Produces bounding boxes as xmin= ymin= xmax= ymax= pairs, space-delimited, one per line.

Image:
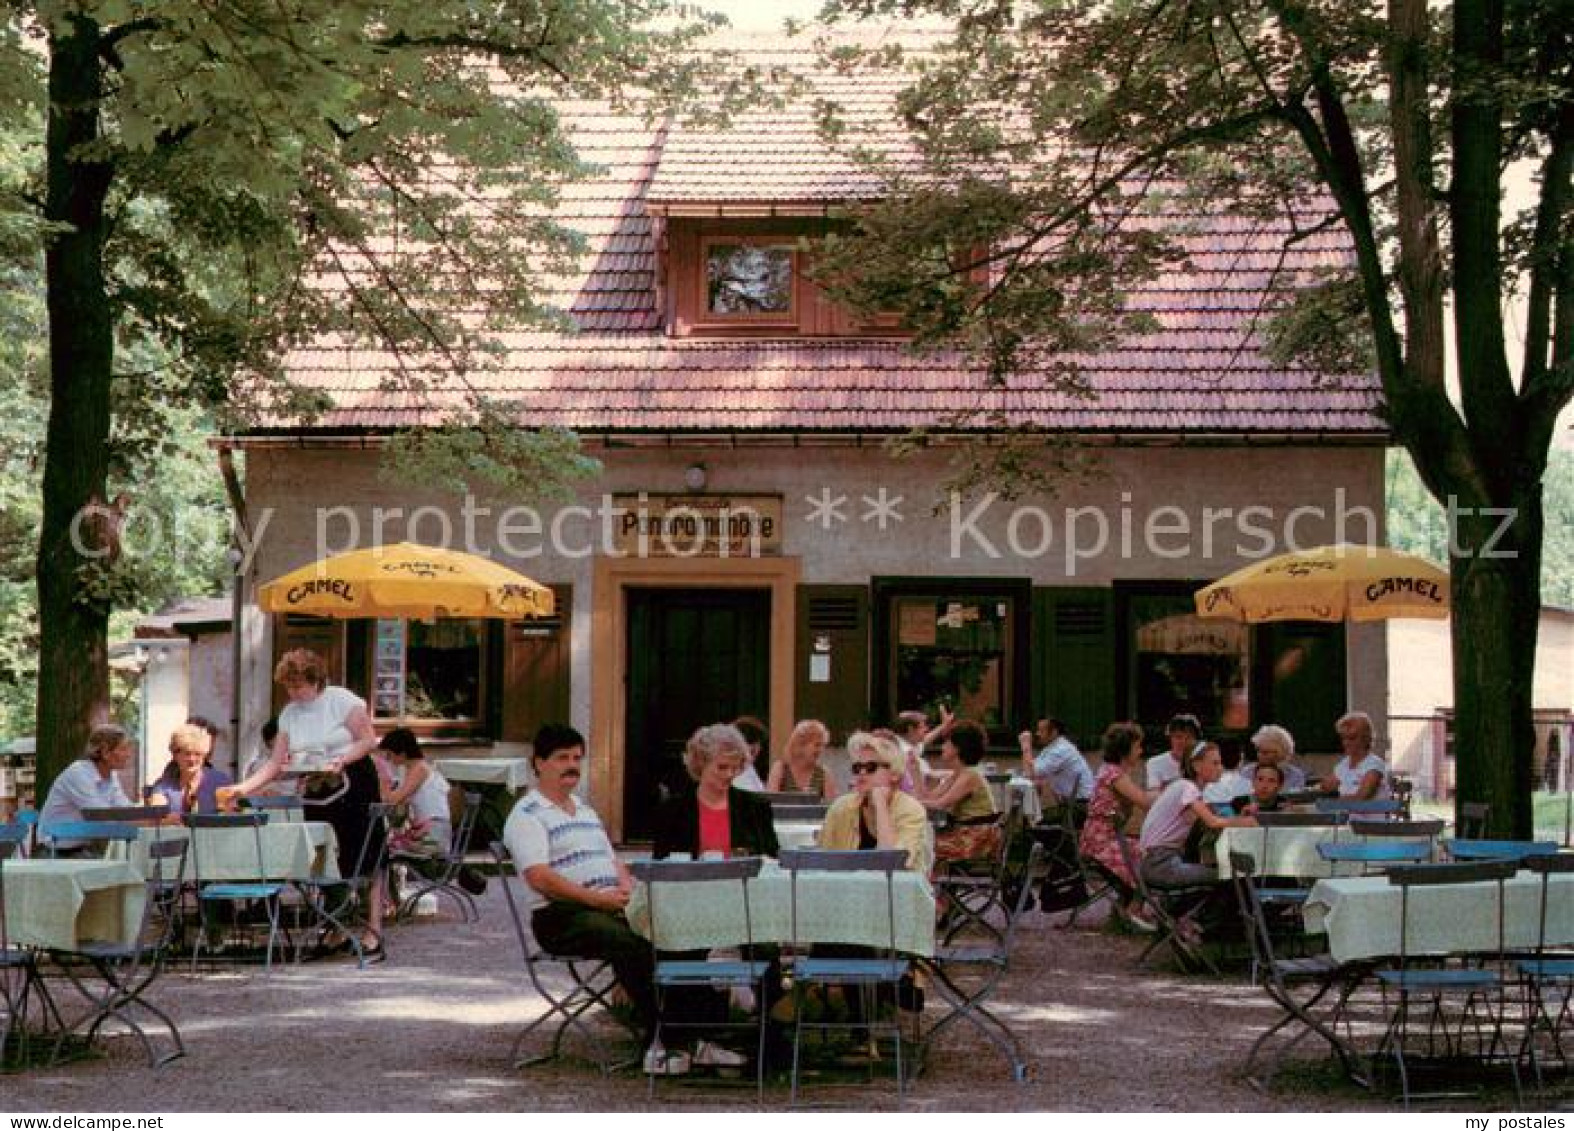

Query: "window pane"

xmin=371 ymin=618 xmax=483 ymax=721
xmin=405 ymin=620 xmax=482 ymax=720
xmin=894 ymin=597 xmax=1011 ymax=727
xmin=706 ymin=244 xmax=793 ymax=314
xmin=1130 ymin=596 xmax=1249 ymax=732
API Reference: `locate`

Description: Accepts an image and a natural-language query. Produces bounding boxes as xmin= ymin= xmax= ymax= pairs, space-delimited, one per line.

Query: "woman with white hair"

xmin=1242 ymin=724 xmax=1306 ymax=791
xmin=651 ymin=723 xmax=779 ymax=860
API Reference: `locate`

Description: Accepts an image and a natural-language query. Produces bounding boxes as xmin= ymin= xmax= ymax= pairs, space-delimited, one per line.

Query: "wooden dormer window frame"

xmin=666 ymin=217 xmax=910 ymax=339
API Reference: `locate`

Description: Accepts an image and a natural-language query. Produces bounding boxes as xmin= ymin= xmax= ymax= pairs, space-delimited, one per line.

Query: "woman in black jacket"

xmin=652 ymin=723 xmax=779 ymax=860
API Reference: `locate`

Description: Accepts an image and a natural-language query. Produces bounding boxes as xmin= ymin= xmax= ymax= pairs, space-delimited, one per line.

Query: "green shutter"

xmin=1033 ymin=587 xmax=1116 ymax=752
xmin=795 ymin=584 xmax=870 ymax=737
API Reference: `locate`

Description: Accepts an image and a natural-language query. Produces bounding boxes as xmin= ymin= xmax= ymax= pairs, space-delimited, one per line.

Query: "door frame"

xmin=591 ymin=555 xmax=800 ymax=840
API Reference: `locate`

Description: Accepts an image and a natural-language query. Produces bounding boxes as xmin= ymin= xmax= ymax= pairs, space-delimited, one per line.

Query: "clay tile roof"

xmin=264 ymin=31 xmax=1385 ymax=439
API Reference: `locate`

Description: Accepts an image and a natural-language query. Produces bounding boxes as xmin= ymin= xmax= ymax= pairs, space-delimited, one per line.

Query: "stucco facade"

xmin=235 ymin=439 xmax=1387 ymax=837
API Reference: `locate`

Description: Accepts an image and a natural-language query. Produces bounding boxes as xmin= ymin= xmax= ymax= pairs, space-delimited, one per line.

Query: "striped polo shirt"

xmin=502 ymin=788 xmax=622 ymax=910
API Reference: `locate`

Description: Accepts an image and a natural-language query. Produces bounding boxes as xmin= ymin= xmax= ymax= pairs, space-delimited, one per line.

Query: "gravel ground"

xmin=1 ymin=888 xmax=1547 ymax=1112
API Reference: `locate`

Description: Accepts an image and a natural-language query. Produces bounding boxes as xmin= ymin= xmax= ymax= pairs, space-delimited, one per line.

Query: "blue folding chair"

xmin=183 ymin=812 xmax=286 ymax=971
xmin=1375 ymin=860 xmax=1522 ymax=1108
xmin=1516 ymin=853 xmax=1574 ymax=1090
xmin=1 ymin=823 xmax=63 ymax=1066
xmin=627 ymin=856 xmax=772 ymax=1100
xmin=49 ymin=837 xmax=190 ymax=1066
xmin=780 ymin=848 xmax=912 ymax=1104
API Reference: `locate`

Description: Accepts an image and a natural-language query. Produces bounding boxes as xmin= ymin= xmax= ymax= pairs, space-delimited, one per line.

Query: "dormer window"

xmin=663 ymin=217 xmax=906 ymax=339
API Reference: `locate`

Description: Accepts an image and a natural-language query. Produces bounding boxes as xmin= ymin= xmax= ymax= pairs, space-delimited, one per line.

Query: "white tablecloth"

xmin=2 ymin=858 xmax=144 ymax=950
xmin=627 ymin=862 xmax=935 ymax=956
xmin=121 ymin=822 xmax=339 ymax=882
xmin=1302 ymin=871 xmax=1574 ymax=964
xmin=774 ymin=820 xmax=821 ymax=850
xmin=1216 ymin=825 xmax=1436 ymax=880
xmin=990 ymin=775 xmax=1042 ymax=824
xmin=431 ymin=757 xmax=533 ymax=791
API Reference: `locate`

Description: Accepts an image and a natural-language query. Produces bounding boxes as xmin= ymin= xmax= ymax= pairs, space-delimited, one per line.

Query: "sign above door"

xmin=610 ymin=493 xmax=783 ymax=558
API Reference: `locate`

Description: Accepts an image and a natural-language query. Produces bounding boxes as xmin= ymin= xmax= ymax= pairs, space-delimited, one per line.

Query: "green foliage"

xmin=380 ymin=400 xmax=602 ymax=500
xmin=3 ymin=1 xmax=743 ymax=761
xmin=1387 ymin=446 xmax=1574 ymax=609
xmin=6 ymin=0 xmax=734 ymax=488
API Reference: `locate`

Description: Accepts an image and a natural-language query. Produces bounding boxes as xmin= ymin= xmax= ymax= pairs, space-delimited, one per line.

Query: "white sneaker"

xmin=643 ymin=1044 xmax=691 ymax=1076
xmin=692 ymin=1040 xmax=748 ymax=1069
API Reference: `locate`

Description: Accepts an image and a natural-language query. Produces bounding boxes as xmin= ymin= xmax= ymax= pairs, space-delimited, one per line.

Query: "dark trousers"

xmin=532 ymin=900 xmax=656 ymax=1041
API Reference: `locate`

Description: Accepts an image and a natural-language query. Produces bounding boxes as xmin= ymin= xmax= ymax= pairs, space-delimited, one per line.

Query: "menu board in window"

xmin=374 ymin=619 xmax=405 ymax=718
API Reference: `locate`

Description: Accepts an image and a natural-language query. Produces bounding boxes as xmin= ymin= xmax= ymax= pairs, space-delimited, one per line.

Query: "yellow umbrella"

xmin=1195 ymin=543 xmax=1449 ymax=624
xmin=257 ymin=542 xmax=554 ymax=620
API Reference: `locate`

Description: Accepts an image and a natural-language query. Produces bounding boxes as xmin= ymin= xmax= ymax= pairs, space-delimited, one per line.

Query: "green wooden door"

xmin=623 ymin=587 xmax=770 ymax=841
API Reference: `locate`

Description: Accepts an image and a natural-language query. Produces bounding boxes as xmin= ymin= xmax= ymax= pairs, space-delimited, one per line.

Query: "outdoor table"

xmin=987 ymin=775 xmax=1041 ymax=824
xmin=2 ymin=858 xmax=144 ymax=951
xmin=119 ymin=821 xmax=340 ymax=881
xmin=1216 ymin=824 xmax=1435 ymax=880
xmin=773 ymin=820 xmax=821 ymax=850
xmin=431 ymin=757 xmax=533 ymax=792
xmin=1302 ymin=869 xmax=1574 ymax=964
xmin=626 ymin=860 xmax=935 ymax=956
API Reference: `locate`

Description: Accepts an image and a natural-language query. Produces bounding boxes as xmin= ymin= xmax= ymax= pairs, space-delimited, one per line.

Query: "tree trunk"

xmin=34 ymin=18 xmax=116 ymax=797
xmin=1449 ymin=487 xmax=1543 ymax=839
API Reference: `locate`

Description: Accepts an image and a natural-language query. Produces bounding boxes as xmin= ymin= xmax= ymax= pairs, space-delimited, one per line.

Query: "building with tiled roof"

xmin=232 ymin=32 xmax=1389 ymax=839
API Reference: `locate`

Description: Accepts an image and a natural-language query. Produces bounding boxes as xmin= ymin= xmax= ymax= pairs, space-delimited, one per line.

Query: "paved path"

xmin=0 ymin=886 xmax=1517 ymax=1111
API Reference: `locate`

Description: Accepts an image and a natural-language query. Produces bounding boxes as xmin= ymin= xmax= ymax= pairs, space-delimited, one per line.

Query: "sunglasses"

xmin=849 ymin=761 xmax=887 ymax=775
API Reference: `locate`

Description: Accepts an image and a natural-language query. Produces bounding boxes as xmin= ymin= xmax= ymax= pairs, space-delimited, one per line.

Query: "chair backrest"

xmin=140 ymin=837 xmax=191 ymax=952
xmin=345 ymin=803 xmax=395 ymax=882
xmin=1115 ymin=830 xmax=1157 ymax=904
xmin=1387 ymin=859 xmax=1517 ymax=966
xmin=1350 ymin=818 xmax=1445 ymax=840
xmin=998 ymin=841 xmax=1045 ymax=955
xmin=246 ymin=795 xmax=305 ymax=820
xmin=1444 ymin=838 xmax=1560 ymax=863
xmin=39 ymin=820 xmax=138 ymax=857
xmin=183 ymin=811 xmax=270 ymax=883
xmin=448 ymin=791 xmax=483 ymax=860
xmin=773 ymin=803 xmax=829 ymax=823
xmin=0 ymin=823 xmax=27 ymax=950
xmin=82 ymin=804 xmax=171 ymax=825
xmin=1458 ymin=800 xmax=1492 ymax=838
xmin=489 ymin=841 xmax=560 ymax=993
xmin=629 ymin=856 xmax=765 ymax=954
xmin=1227 ymin=849 xmax=1281 ymax=977
xmin=984 ymin=772 xmax=1013 ymax=785
xmin=1279 ymin=789 xmax=1322 ymax=807
xmin=779 ymin=848 xmax=906 ymax=962
xmin=1315 ymin=797 xmax=1402 ymax=816
xmin=761 ymin=791 xmax=820 ymax=808
xmin=1255 ymin=811 xmax=1345 ymax=828
xmin=1524 ymin=852 xmax=1574 ymax=961
xmin=1315 ymin=839 xmax=1433 ymax=876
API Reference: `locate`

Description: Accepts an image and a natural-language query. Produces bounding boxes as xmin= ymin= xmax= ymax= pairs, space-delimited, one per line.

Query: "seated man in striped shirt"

xmin=502 ymin=722 xmax=744 ymax=1076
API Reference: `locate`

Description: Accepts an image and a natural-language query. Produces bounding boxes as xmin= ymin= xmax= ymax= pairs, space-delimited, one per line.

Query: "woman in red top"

xmin=651 ymin=723 xmax=780 ymax=860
